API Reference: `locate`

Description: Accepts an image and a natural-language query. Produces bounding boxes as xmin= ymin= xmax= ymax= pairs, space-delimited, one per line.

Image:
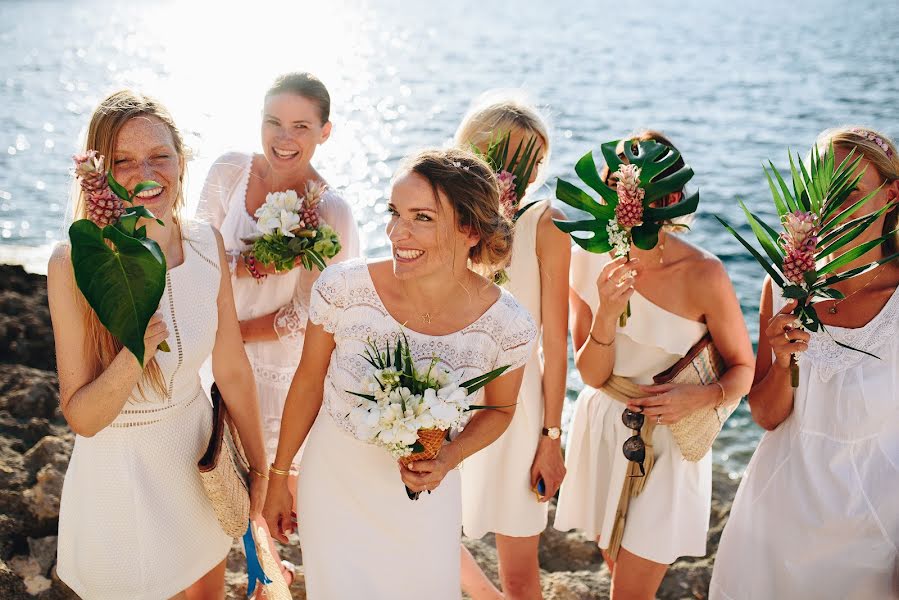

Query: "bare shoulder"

xmin=669 ymin=235 xmax=726 ymax=281
xmin=48 ymin=243 xmax=73 ymax=281
xmin=537 ymin=205 xmax=571 ymax=249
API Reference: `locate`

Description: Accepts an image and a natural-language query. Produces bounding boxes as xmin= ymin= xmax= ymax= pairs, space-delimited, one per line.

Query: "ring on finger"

xmin=784 ymin=332 xmax=791 ymax=343
xmin=656 ymin=415 xmax=663 ymax=425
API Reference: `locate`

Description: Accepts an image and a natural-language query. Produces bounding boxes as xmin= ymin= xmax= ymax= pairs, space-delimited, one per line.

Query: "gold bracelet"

xmin=249 ymin=467 xmax=269 ymax=480
xmin=713 ymin=381 xmax=726 ymax=410
xmin=589 ymin=331 xmax=614 ymax=347
xmin=269 ymin=464 xmax=291 ymax=477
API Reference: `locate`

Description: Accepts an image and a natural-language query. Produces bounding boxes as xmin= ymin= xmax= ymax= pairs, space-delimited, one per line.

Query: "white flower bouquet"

xmin=249 ymin=181 xmax=341 ymax=272
xmin=347 ymin=334 xmax=510 ymax=500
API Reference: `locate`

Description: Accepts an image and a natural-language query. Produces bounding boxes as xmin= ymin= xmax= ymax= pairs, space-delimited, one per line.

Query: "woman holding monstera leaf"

xmin=553 ymin=131 xmax=754 ymax=599
xmin=49 ymin=90 xmax=268 ymax=600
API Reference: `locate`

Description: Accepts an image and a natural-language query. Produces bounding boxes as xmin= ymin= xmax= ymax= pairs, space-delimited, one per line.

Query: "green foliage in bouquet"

xmin=252 ymin=224 xmax=341 ymax=272
xmin=69 ymin=161 xmax=169 ymax=367
xmin=475 ymin=131 xmax=543 ymax=222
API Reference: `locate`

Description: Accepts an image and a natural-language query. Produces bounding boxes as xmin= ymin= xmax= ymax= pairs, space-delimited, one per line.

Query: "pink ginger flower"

xmin=72 ymin=151 xmax=125 ymax=227
xmin=614 ymin=164 xmax=645 ymax=228
xmin=779 ymin=211 xmax=819 ymax=284
xmin=497 ymin=170 xmax=517 ymax=220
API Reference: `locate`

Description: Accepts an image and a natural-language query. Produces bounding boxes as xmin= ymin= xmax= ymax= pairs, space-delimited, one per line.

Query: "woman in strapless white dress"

xmin=50 ymin=91 xmax=268 ymax=600
xmin=263 ymin=148 xmax=537 ymax=599
xmin=554 ymin=131 xmax=754 ymax=600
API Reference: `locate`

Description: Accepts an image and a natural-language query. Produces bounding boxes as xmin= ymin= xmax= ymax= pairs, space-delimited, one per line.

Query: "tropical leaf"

xmin=715 ymin=216 xmax=785 ymax=287
xmin=460 ymin=364 xmax=511 ymax=394
xmin=739 ymin=201 xmax=784 ymax=269
xmin=555 ymin=178 xmax=615 ymax=217
xmin=816 ymin=234 xmax=897 ymax=276
xmin=632 ymin=223 xmax=660 ymax=250
xmin=574 ymin=151 xmax=608 ymax=198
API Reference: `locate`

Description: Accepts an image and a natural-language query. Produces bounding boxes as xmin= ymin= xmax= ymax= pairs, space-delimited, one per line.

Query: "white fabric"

xmin=553 ymin=248 xmax=712 ymax=564
xmin=197 ymin=151 xmax=360 ymax=468
xmin=710 ymin=284 xmax=899 ymax=600
xmin=461 ymin=199 xmax=550 ymax=538
xmin=56 ymin=223 xmax=233 ymax=600
xmin=298 ymin=259 xmax=537 ymax=599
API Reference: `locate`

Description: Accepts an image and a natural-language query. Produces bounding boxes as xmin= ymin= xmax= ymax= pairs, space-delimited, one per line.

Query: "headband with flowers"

xmin=850 ymin=128 xmax=894 ymax=158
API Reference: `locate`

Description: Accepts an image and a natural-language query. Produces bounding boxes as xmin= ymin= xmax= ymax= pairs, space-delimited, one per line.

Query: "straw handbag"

xmin=198 ymin=383 xmax=251 ymax=537
xmin=653 ymin=333 xmax=730 ymax=461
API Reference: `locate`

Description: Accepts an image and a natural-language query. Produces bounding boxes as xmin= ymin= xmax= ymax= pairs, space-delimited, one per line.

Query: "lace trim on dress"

xmin=804 ymin=286 xmax=899 ymax=382
xmin=274 ymin=299 xmax=308 ymax=348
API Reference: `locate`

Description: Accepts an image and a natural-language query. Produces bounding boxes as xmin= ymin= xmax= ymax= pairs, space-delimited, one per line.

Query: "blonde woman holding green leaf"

xmin=711 ymin=127 xmax=899 ymax=600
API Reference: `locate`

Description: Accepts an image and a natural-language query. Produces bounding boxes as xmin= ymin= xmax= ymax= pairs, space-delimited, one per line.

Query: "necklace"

xmin=827 ymin=266 xmax=885 ymax=314
xmin=401 ymin=279 xmax=456 ymax=324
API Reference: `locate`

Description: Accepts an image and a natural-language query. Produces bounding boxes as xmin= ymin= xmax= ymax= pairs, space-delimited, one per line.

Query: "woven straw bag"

xmin=198 ymin=383 xmax=251 ymax=537
xmin=653 ymin=333 xmax=730 ymax=461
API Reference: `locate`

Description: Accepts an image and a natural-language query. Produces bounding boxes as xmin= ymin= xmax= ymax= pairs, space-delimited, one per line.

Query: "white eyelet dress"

xmin=56 ymin=222 xmax=233 ymax=600
xmin=198 ymin=151 xmax=360 ymax=471
xmin=461 ymin=199 xmax=551 ymax=538
xmin=553 ymin=248 xmax=712 ymax=564
xmin=710 ymin=284 xmax=899 ymax=600
xmin=297 ymin=259 xmax=537 ymax=599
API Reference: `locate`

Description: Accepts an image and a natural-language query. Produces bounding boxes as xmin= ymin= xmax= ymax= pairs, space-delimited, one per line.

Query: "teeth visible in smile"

xmin=135 ymin=186 xmax=163 ymax=199
xmin=273 ymin=148 xmax=298 ymax=159
xmin=396 ymin=249 xmax=424 ymax=260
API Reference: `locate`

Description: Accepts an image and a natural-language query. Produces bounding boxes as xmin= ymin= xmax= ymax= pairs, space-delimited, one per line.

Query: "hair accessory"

xmin=850 ymin=128 xmax=894 ymax=158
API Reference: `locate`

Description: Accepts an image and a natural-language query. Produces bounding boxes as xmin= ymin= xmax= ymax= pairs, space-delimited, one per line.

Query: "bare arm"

xmin=48 ymin=245 xmax=169 ymax=437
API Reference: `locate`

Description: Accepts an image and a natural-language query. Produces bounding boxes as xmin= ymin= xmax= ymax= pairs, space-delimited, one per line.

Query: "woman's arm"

xmin=209 ymin=229 xmax=268 ymax=511
xmin=746 ymin=278 xmax=808 ymax=430
xmin=530 ymin=208 xmax=570 ymax=499
xmin=48 ymin=245 xmax=169 ymax=437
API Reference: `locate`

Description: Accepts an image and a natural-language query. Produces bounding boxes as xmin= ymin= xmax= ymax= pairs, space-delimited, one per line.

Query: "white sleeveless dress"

xmin=461 ymin=199 xmax=550 ymax=538
xmin=554 ymin=248 xmax=712 ymax=564
xmin=298 ymin=259 xmax=537 ymax=599
xmin=710 ymin=284 xmax=899 ymax=600
xmin=198 ymin=151 xmax=360 ymax=470
xmin=56 ymin=223 xmax=233 ymax=600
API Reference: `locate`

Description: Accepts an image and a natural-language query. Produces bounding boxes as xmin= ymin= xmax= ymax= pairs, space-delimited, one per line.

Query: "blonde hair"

xmin=400 ymin=148 xmax=513 ymax=276
xmin=454 ymin=94 xmax=551 ymax=189
xmin=73 ymin=90 xmax=187 ymax=398
xmin=816 ymin=126 xmax=899 ymax=257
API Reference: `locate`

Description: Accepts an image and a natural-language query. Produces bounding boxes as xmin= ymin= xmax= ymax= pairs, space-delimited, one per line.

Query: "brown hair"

xmin=400 ymin=148 xmax=513 ymax=276
xmin=601 ymin=129 xmax=693 ymax=229
xmin=265 ymin=72 xmax=331 ymax=124
xmin=73 ymin=89 xmax=187 ymax=398
xmin=816 ymin=126 xmax=899 ymax=257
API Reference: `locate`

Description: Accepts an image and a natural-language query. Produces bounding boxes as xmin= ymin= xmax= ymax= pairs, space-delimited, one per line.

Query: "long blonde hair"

xmin=72 ymin=90 xmax=187 ymax=398
xmin=816 ymin=126 xmax=899 ymax=257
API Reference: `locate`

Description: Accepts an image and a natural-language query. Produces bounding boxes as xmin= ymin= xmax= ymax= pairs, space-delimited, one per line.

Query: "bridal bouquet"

xmin=347 ymin=334 xmax=510 ymax=500
xmin=69 ymin=151 xmax=169 ymax=366
xmin=553 ymin=139 xmax=699 ymax=325
xmin=248 ymin=181 xmax=341 ymax=272
xmin=717 ymin=144 xmax=898 ymax=386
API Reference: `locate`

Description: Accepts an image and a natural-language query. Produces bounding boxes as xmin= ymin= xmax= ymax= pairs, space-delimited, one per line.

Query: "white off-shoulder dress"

xmin=554 ymin=248 xmax=712 ymax=564
xmin=198 ymin=151 xmax=360 ymax=470
xmin=297 ymin=259 xmax=537 ymax=599
xmin=710 ymin=284 xmax=899 ymax=600
xmin=462 ymin=199 xmax=551 ymax=538
xmin=56 ymin=223 xmax=233 ymax=600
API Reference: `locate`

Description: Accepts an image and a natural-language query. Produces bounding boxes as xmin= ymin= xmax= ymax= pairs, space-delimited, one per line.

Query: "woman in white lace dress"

xmin=454 ymin=96 xmax=571 ymax=600
xmin=710 ymin=128 xmax=899 ymax=600
xmin=263 ymin=148 xmax=538 ymax=599
xmin=554 ymin=131 xmax=754 ymax=599
xmin=49 ymin=91 xmax=267 ymax=600
xmin=198 ymin=72 xmax=360 ymax=475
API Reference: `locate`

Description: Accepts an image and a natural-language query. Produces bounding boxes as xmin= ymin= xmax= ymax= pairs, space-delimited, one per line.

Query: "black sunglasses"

xmin=621 ymin=408 xmax=646 ymax=477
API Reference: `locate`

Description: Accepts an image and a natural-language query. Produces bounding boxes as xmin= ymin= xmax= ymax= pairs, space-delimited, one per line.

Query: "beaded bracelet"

xmin=243 ymin=253 xmax=267 ymax=281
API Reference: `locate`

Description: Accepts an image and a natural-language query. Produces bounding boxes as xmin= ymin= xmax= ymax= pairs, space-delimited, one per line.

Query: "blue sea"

xmin=3 ymin=0 xmax=898 ymax=476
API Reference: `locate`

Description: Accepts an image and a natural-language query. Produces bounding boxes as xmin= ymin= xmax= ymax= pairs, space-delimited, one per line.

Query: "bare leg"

xmin=184 ymin=558 xmax=226 ymax=600
xmin=460 ymin=544 xmax=503 ymax=600
xmin=608 ymin=547 xmax=668 ymax=600
xmin=495 ymin=534 xmax=542 ymax=600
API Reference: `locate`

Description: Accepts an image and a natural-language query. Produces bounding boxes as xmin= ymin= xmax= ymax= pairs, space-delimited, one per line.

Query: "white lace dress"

xmin=56 ymin=223 xmax=233 ymax=600
xmin=554 ymin=248 xmax=712 ymax=564
xmin=462 ymin=199 xmax=550 ymax=538
xmin=298 ymin=259 xmax=537 ymax=599
xmin=710 ymin=285 xmax=899 ymax=600
xmin=198 ymin=152 xmax=360 ymax=469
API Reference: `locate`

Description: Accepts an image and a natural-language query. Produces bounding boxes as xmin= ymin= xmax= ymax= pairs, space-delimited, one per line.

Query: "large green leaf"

xmin=574 ymin=151 xmax=611 ymax=199
xmin=68 ymin=219 xmax=167 ymax=366
xmin=739 ymin=201 xmax=785 ymax=269
xmin=644 ymin=189 xmax=699 ymax=221
xmin=816 ymin=234 xmax=895 ymax=276
xmin=632 ymin=222 xmax=660 ymax=250
xmin=555 ymin=178 xmax=614 ymax=218
xmin=715 ymin=216 xmax=785 ymax=287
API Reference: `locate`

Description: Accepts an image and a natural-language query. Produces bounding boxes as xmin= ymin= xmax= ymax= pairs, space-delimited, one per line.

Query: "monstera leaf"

xmin=69 ymin=219 xmax=168 ymax=366
xmin=553 ymin=139 xmax=699 ymax=252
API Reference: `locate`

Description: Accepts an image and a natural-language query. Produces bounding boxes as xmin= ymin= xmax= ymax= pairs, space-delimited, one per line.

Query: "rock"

xmin=23 ymin=465 xmax=64 ymax=521
xmin=0 ymin=560 xmax=27 ymax=598
xmin=23 ymin=437 xmax=71 ymax=479
xmin=27 ymin=536 xmax=57 ymax=575
xmin=542 ymin=571 xmax=610 ymax=600
xmin=9 ymin=555 xmax=41 ymax=580
xmin=539 ymin=505 xmax=603 ymax=572
xmin=0 ymin=265 xmax=54 ymax=372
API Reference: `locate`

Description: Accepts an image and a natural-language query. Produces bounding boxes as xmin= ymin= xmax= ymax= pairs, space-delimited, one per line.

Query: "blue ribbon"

xmin=243 ymin=520 xmax=272 ymax=598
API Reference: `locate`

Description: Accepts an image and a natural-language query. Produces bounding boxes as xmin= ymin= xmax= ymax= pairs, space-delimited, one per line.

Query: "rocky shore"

xmin=0 ymin=263 xmax=738 ymax=599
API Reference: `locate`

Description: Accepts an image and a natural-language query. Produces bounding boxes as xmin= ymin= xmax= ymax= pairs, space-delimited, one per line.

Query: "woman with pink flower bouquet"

xmin=453 ymin=94 xmax=571 ymax=600
xmin=711 ymin=127 xmax=899 ymax=599
xmin=554 ymin=131 xmax=754 ymax=600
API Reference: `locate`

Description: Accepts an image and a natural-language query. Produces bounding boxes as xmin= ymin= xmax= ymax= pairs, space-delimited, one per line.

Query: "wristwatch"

xmin=542 ymin=426 xmax=561 ymax=440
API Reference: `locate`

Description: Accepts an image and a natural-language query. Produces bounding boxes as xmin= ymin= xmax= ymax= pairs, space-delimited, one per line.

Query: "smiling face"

xmin=111 ymin=115 xmax=183 ymax=222
xmin=261 ymin=92 xmax=332 ymax=174
xmin=386 ymin=172 xmax=477 ymax=280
